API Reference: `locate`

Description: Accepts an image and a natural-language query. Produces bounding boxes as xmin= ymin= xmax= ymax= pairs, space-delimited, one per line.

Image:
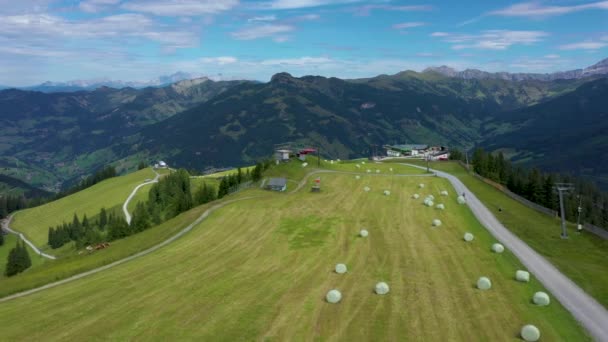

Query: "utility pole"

xmin=554 ymin=183 xmax=574 ymax=239
xmin=576 ymin=195 xmax=583 ymax=233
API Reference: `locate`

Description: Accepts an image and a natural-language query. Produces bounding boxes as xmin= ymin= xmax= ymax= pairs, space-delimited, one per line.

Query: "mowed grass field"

xmin=11 ymin=168 xmax=156 ymax=247
xmin=0 ymin=173 xmax=588 ymax=340
xmin=404 ymin=160 xmax=608 ymax=309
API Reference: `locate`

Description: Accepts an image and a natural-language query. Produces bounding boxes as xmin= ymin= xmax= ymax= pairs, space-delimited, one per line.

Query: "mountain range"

xmin=1 ymin=58 xmax=607 ymax=192
xmin=424 ymin=58 xmax=608 ymax=82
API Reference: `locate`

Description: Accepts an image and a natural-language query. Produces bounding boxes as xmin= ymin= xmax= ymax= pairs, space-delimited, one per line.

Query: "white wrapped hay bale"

xmin=521 ymin=325 xmax=541 ymax=342
xmin=383 ymin=190 xmax=391 ymax=196
xmin=491 ymin=243 xmax=505 ymax=254
xmin=367 ymin=169 xmax=371 ymax=173
xmin=302 ymin=162 xmax=308 ymax=168
xmin=326 ymin=289 xmax=342 ymax=304
xmin=464 ymin=233 xmax=474 ymax=242
xmin=477 ymin=277 xmax=492 ymax=290
xmin=419 ymin=183 xmax=425 ymax=188
xmin=335 ymin=263 xmax=347 ymax=274
xmin=436 ymin=203 xmax=445 ymax=210
xmin=389 ymin=168 xmax=393 ymax=172
xmin=428 ymin=195 xmax=435 ymax=200
xmin=376 ymin=169 xmax=380 ymax=173
xmin=424 ymin=200 xmax=434 ymax=207
xmin=362 ymin=161 xmax=366 ymax=164
xmin=432 ymin=219 xmax=442 ymax=227
xmin=364 ymin=186 xmax=371 ymax=192
xmin=375 ymin=282 xmax=390 ymax=295
xmin=360 ymin=229 xmax=369 ymax=237
xmin=412 ymin=194 xmax=420 ymax=199
xmin=440 ymin=190 xmax=449 ymax=196
xmin=356 ymin=164 xmax=361 ymax=169
xmin=330 ymin=160 xmax=335 ymax=164
xmin=355 ymin=175 xmax=361 ymax=180
xmin=532 ymin=292 xmax=550 ymax=306
xmin=515 ymin=270 xmax=530 ymax=283
xmin=457 ymin=196 xmax=466 ymax=204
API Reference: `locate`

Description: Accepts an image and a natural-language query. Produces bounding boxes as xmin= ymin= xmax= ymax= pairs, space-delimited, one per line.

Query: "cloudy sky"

xmin=1 ymin=0 xmax=607 ymax=86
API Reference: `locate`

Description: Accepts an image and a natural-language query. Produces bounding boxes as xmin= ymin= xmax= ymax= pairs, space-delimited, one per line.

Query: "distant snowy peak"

xmin=423 ymin=57 xmax=608 ymax=81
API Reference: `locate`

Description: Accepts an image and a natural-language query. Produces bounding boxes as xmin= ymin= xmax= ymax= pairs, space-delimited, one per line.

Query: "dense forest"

xmin=451 ymin=148 xmax=608 ymax=229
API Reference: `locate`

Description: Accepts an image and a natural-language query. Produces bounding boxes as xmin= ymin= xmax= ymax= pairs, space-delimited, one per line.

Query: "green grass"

xmin=0 ymin=234 xmax=46 ymax=278
xmin=402 ymin=160 xmax=608 ymax=308
xmin=11 ymin=168 xmax=156 ymax=247
xmin=126 ymin=183 xmax=154 ymax=214
xmin=202 ymin=166 xmax=255 ymax=178
xmin=0 ymin=174 xmax=589 ymax=340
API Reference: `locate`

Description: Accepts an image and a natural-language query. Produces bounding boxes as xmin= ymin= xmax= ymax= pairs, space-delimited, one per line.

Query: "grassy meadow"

xmin=0 ymin=172 xmax=589 ymax=340
xmin=11 ymin=168 xmax=156 ymax=247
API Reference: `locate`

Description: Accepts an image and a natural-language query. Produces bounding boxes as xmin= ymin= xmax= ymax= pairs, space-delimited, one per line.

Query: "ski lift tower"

xmin=554 ymin=183 xmax=574 ymax=239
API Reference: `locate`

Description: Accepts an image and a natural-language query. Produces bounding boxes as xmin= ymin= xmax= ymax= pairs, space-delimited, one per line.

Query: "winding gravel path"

xmin=123 ymin=169 xmax=160 ymax=224
xmin=404 ymin=163 xmax=608 ymax=342
xmin=1 ymin=215 xmax=56 ymax=260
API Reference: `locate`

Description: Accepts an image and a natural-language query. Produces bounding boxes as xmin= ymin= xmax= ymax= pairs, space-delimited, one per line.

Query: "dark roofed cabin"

xmin=266 ymin=178 xmax=287 ymax=192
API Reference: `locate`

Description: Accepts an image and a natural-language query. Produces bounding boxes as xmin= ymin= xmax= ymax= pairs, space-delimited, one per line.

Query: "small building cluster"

xmin=383 ymin=144 xmax=450 ymax=160
xmin=154 ymin=161 xmax=168 ymax=169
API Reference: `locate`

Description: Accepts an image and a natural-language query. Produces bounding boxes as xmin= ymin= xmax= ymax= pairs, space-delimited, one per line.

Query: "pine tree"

xmin=132 ymin=202 xmax=151 ymax=232
xmin=99 ymin=207 xmax=108 ymax=229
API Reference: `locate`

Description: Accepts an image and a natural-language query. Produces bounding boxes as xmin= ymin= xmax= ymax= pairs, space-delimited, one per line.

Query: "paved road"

xmin=122 ymin=169 xmax=160 ymax=224
xmin=405 ymin=163 xmax=608 ymax=342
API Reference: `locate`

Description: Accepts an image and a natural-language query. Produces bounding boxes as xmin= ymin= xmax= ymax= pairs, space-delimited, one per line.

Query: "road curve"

xmin=404 ymin=163 xmax=608 ymax=341
xmin=1 ymin=215 xmax=56 ymax=260
xmin=123 ymin=169 xmax=160 ymax=224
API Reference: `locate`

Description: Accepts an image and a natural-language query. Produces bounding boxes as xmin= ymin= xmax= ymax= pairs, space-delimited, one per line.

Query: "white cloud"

xmin=353 ymin=4 xmax=433 ymax=16
xmin=200 ymin=56 xmax=238 ymax=65
xmin=392 ymin=22 xmax=426 ymax=30
xmin=231 ymin=24 xmax=294 ymax=40
xmin=258 ymin=0 xmax=359 ymax=10
xmin=79 ymin=0 xmax=121 ymax=13
xmin=432 ymin=30 xmax=548 ymax=50
xmin=248 ymin=15 xmax=276 ymax=23
xmin=122 ymin=0 xmax=239 ymax=16
xmin=559 ymin=41 xmax=608 ymax=50
xmin=544 ymin=54 xmax=560 ymax=59
xmin=0 ymin=13 xmax=199 ymax=51
xmin=489 ymin=1 xmax=608 ymax=18
xmin=259 ymin=56 xmax=334 ymax=66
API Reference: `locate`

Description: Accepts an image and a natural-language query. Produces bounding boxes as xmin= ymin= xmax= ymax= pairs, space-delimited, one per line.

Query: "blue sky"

xmin=1 ymin=0 xmax=607 ymax=86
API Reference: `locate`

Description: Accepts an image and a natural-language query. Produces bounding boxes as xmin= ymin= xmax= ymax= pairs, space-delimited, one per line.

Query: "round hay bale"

xmin=427 ymin=201 xmax=434 ymax=207
xmin=533 ymin=291 xmax=550 ymax=306
xmin=367 ymin=169 xmax=371 ymax=173
xmin=364 ymin=186 xmax=371 ymax=192
xmin=389 ymin=168 xmax=393 ymax=172
xmin=521 ymin=325 xmax=540 ymax=342
xmin=375 ymin=282 xmax=390 ymax=295
xmin=360 ymin=229 xmax=369 ymax=237
xmin=355 ymin=175 xmax=361 ymax=180
xmin=491 ymin=243 xmax=505 ymax=254
xmin=515 ymin=270 xmax=530 ymax=283
xmin=412 ymin=194 xmax=420 ymax=199
xmin=436 ymin=203 xmax=445 ymax=210
xmin=326 ymin=289 xmax=342 ymax=303
xmin=335 ymin=263 xmax=347 ymax=274
xmin=477 ymin=277 xmax=492 ymax=290
xmin=432 ymin=219 xmax=442 ymax=227
xmin=464 ymin=232 xmax=474 ymax=242
xmin=355 ymin=164 xmax=361 ymax=168
xmin=330 ymin=160 xmax=335 ymax=164
xmin=383 ymin=190 xmax=391 ymax=196
xmin=302 ymin=162 xmax=308 ymax=168
xmin=457 ymin=196 xmax=466 ymax=204
xmin=428 ymin=195 xmax=435 ymax=200
xmin=440 ymin=190 xmax=449 ymax=196
xmin=376 ymin=169 xmax=380 ymax=173
xmin=362 ymin=161 xmax=366 ymax=164
xmin=419 ymin=183 xmax=425 ymax=188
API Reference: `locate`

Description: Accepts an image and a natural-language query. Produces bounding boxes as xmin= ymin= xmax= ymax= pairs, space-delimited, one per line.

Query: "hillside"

xmin=0 ymin=174 xmax=51 ymax=198
xmin=0 ymin=79 xmax=249 ymax=191
xmin=130 ymin=72 xmax=584 ymax=170
xmin=11 ymin=168 xmax=156 ymax=247
xmin=482 ymin=78 xmax=608 ymax=188
xmin=0 ymin=168 xmax=590 ymax=340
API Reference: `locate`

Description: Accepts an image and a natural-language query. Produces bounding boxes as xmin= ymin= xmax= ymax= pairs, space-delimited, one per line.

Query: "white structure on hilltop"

xmin=155 ymin=161 xmax=168 ymax=169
